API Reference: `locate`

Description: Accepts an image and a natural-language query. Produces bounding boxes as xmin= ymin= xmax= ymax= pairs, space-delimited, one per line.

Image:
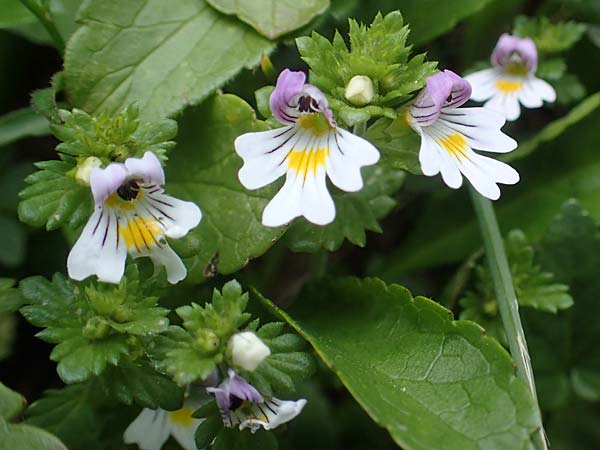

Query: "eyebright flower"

xmin=465 ymin=33 xmax=556 ymax=121
xmin=207 ymin=369 xmax=306 ymax=432
xmin=228 ymin=331 xmax=271 ymax=372
xmin=235 ymin=69 xmax=380 ymax=227
xmin=407 ymin=70 xmax=519 ymax=200
xmin=67 ymin=151 xmax=201 ymax=285
xmin=123 ymin=400 xmax=202 ymax=450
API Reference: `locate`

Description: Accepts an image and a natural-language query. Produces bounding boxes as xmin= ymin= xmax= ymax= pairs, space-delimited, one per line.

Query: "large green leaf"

xmin=373 ymin=95 xmax=600 ymax=278
xmin=0 ymin=382 xmax=24 ymax=421
xmin=207 ymin=0 xmax=330 ymax=39
xmin=64 ymin=0 xmax=274 ymax=121
xmin=0 ymin=421 xmax=67 ymax=450
xmin=167 ymin=94 xmax=283 ymax=280
xmin=0 ymin=108 xmax=50 ymax=148
xmin=261 ymin=277 xmax=541 ymax=450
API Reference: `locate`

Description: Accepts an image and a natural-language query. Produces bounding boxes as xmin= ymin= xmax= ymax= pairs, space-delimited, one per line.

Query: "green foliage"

xmin=513 ymin=16 xmax=586 ymax=54
xmin=207 ymin=0 xmax=330 ymax=39
xmin=244 ymin=321 xmax=316 ymax=396
xmin=285 ymin=165 xmax=404 ymax=252
xmin=0 ymin=278 xmax=24 ymax=313
xmin=0 ymin=382 xmax=25 ymax=421
xmin=262 ymin=277 xmax=541 ymax=450
xmin=19 ymin=267 xmax=169 ymax=383
xmin=167 ymin=94 xmax=284 ymax=280
xmin=64 ymin=0 xmax=274 ymax=121
xmin=31 ymin=72 xmax=64 ymax=124
xmin=212 ymin=428 xmax=278 ymax=450
xmin=297 ymin=11 xmax=437 ymax=125
xmin=0 ymin=107 xmax=50 ymax=147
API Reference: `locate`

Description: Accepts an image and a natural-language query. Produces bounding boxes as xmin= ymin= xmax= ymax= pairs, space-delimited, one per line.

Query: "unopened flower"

xmin=407 ymin=70 xmax=519 ymax=200
xmin=465 ymin=34 xmax=556 ymax=121
xmin=207 ymin=369 xmax=306 ymax=432
xmin=75 ymin=156 xmax=103 ymax=185
xmin=345 ymin=75 xmax=376 ymax=106
xmin=235 ymin=69 xmax=379 ymax=227
xmin=123 ymin=401 xmax=202 ymax=450
xmin=229 ymin=331 xmax=271 ymax=372
xmin=67 ymin=151 xmax=201 ymax=284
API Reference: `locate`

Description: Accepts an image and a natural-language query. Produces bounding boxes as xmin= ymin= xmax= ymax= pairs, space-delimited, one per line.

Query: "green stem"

xmin=469 ymin=187 xmax=548 ymax=450
xmin=19 ymin=0 xmax=65 ymax=54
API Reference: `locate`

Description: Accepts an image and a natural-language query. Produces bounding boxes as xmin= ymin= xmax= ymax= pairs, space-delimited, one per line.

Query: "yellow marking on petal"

xmin=438 ymin=133 xmax=469 ymax=159
xmin=287 ymin=147 xmax=329 ymax=180
xmin=297 ymin=113 xmax=332 ymax=137
xmin=105 ymin=193 xmax=138 ymax=211
xmin=496 ymin=80 xmax=523 ymax=93
xmin=168 ymin=408 xmax=195 ymax=428
xmin=120 ymin=216 xmax=162 ymax=252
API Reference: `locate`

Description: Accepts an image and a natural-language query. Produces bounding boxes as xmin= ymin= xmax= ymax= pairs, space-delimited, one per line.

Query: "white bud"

xmin=75 ymin=157 xmax=102 ymax=186
xmin=229 ymin=331 xmax=271 ymax=372
xmin=344 ymin=75 xmax=376 ymax=106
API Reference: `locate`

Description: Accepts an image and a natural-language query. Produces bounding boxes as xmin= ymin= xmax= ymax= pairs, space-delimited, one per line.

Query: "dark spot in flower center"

xmin=229 ymin=395 xmax=244 ymax=411
xmin=117 ymin=179 xmax=141 ymax=201
xmin=298 ymin=96 xmax=319 ymax=113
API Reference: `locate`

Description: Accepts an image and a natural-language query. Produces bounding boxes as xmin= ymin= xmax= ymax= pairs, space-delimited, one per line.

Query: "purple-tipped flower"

xmin=67 ymin=151 xmax=202 ymax=285
xmin=407 ymin=70 xmax=519 ymax=200
xmin=235 ymin=69 xmax=379 ymax=227
xmin=207 ymin=369 xmax=306 ymax=432
xmin=465 ymin=33 xmax=555 ymax=121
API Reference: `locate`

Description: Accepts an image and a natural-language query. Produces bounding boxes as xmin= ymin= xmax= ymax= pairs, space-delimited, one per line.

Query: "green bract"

xmin=19 ymin=266 xmax=169 ymax=383
xmin=296 ymin=11 xmax=437 ymax=126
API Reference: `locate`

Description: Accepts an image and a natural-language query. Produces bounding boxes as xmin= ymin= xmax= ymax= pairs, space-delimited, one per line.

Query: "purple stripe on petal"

xmin=270 ymin=69 xmax=306 ymax=125
xmin=491 ymin=33 xmax=537 ymax=72
xmin=301 ymin=84 xmax=336 ymax=127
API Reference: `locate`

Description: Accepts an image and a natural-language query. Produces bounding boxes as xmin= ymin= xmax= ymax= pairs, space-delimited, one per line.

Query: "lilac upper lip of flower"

xmin=207 ymin=369 xmax=263 ymax=413
xmin=269 ymin=68 xmax=336 ymax=127
xmin=409 ymin=69 xmax=472 ymax=126
xmin=491 ymin=33 xmax=538 ymax=72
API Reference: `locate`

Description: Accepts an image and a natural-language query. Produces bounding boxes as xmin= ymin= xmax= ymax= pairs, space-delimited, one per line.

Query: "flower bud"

xmin=228 ymin=331 xmax=271 ymax=372
xmin=344 ymin=75 xmax=376 ymax=106
xmin=75 ymin=157 xmax=102 ymax=186
xmin=193 ymin=328 xmax=220 ymax=354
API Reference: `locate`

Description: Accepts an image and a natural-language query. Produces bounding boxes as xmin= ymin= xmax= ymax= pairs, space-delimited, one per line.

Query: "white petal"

xmin=518 ymin=80 xmax=544 ymax=108
xmin=438 ymin=149 xmax=463 ymax=189
xmin=464 ymin=68 xmax=500 ymax=102
xmin=143 ymin=192 xmax=201 ymax=239
xmin=326 ymin=128 xmax=379 ymax=192
xmin=469 ymin=151 xmax=520 ymax=185
xmin=67 ymin=207 xmax=127 ymax=284
xmin=262 ymin=174 xmax=301 ymax=227
xmin=123 ymin=409 xmax=171 ymax=450
xmin=439 ymin=108 xmax=517 ymax=153
xmin=485 ymin=93 xmax=521 ymax=121
xmin=237 ymin=398 xmax=307 ymax=432
xmin=529 ymin=76 xmax=556 ymax=103
xmin=169 ymin=424 xmax=199 ymax=450
xmin=300 ymin=166 xmax=335 ymax=225
xmin=457 ymin=153 xmax=502 ymax=200
xmin=167 ymin=407 xmax=203 ymax=450
xmin=148 ymin=245 xmax=187 ymax=284
xmin=418 ymin=131 xmax=441 ymax=176
xmin=125 ymin=151 xmax=165 ymax=186
xmin=235 ymin=126 xmax=297 ymax=189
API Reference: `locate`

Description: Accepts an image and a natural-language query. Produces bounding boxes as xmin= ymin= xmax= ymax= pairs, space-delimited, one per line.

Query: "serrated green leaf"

xmin=64 ymin=0 xmax=274 ymax=121
xmin=167 ymin=94 xmax=284 ymax=279
xmin=19 ymin=269 xmax=169 ymax=383
xmin=297 ymin=12 xmax=436 ymax=123
xmin=0 ymin=420 xmax=67 ymax=450
xmin=0 ymin=107 xmax=50 ymax=148
xmin=261 ymin=277 xmax=541 ymax=450
xmin=284 ymin=165 xmax=404 ymax=252
xmin=0 ymin=279 xmax=24 ymax=314
xmin=0 ymin=382 xmax=25 ymax=421
xmin=207 ymin=0 xmax=329 ymax=39
xmin=514 ymin=16 xmax=586 ymax=54
xmin=26 ymin=384 xmax=99 ymax=450
xmin=31 ymin=73 xmax=64 ymax=124
xmin=99 ymin=361 xmax=184 ymax=410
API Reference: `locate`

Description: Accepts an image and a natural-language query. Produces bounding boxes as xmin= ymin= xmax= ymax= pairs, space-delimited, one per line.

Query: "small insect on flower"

xmin=67 ymin=151 xmax=201 ymax=284
xmin=124 ymin=400 xmax=203 ymax=450
xmin=235 ymin=69 xmax=380 ymax=227
xmin=207 ymin=369 xmax=306 ymax=432
xmin=407 ymin=70 xmax=519 ymax=200
xmin=465 ymin=33 xmax=556 ymax=121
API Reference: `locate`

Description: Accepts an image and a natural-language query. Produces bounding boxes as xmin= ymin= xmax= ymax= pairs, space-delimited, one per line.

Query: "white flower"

xmin=207 ymin=369 xmax=306 ymax=433
xmin=408 ymin=70 xmax=519 ymax=200
xmin=229 ymin=331 xmax=271 ymax=372
xmin=123 ymin=402 xmax=203 ymax=450
xmin=345 ymin=75 xmax=376 ymax=106
xmin=67 ymin=151 xmax=201 ymax=285
xmin=235 ymin=69 xmax=379 ymax=227
xmin=465 ymin=33 xmax=556 ymax=121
